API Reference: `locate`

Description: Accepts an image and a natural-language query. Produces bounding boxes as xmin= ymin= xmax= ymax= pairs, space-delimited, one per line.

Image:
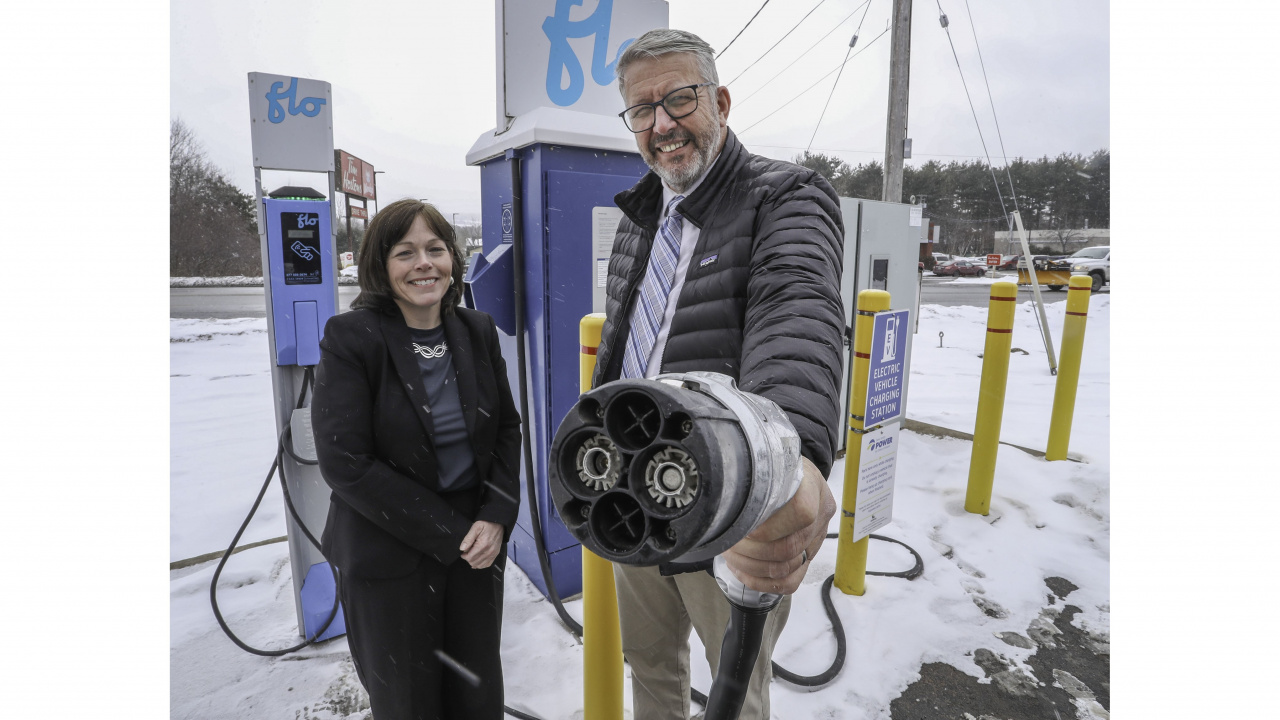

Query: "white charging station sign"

xmin=591 ymin=206 xmax=623 ymax=313
xmin=853 ymin=422 xmax=900 ymax=542
xmin=248 ymin=72 xmax=334 ymax=172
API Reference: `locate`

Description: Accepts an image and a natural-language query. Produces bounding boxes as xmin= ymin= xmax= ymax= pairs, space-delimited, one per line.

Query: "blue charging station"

xmin=261 ymin=185 xmax=345 ymax=642
xmin=466 ymin=144 xmax=648 ymax=599
xmin=263 ymin=188 xmax=337 ymax=367
xmin=463 ymin=0 xmax=668 ymax=600
xmin=244 ymin=71 xmax=347 ymax=643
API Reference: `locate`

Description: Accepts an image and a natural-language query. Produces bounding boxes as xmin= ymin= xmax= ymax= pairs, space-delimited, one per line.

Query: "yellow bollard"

xmin=835 ymin=290 xmax=891 ymax=596
xmin=965 ymin=282 xmax=1019 ymax=515
xmin=579 ymin=314 xmax=623 ymax=720
xmin=1045 ymin=275 xmax=1093 ymax=460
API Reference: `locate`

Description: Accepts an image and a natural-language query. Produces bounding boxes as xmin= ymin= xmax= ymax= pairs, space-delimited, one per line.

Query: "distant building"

xmin=992 ymin=228 xmax=1109 ymax=255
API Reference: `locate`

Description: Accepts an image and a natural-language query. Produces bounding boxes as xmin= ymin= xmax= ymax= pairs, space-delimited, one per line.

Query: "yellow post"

xmin=1045 ymin=275 xmax=1093 ymax=460
xmin=965 ymin=282 xmax=1018 ymax=515
xmin=835 ymin=290 xmax=891 ymax=596
xmin=579 ymin=313 xmax=623 ymax=720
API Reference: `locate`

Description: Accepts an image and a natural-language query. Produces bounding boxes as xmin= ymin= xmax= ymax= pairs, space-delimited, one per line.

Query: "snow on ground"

xmin=171 ymin=296 xmax=1109 ymax=719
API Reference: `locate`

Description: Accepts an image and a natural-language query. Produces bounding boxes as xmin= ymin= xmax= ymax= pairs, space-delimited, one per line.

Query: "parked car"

xmin=932 ymin=252 xmax=952 ymax=265
xmin=934 ymin=259 xmax=987 ymax=277
xmin=1069 ymin=245 xmax=1110 ymax=291
xmin=998 ymin=254 xmax=1022 ymax=270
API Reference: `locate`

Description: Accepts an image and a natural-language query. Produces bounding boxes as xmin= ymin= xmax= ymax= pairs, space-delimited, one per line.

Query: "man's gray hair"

xmin=615 ymin=28 xmax=719 ymax=98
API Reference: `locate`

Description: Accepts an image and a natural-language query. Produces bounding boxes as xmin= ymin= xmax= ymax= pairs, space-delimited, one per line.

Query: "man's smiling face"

xmin=622 ymin=53 xmax=730 ymax=193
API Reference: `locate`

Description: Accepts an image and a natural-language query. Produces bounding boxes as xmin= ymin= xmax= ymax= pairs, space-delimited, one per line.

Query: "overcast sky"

xmin=170 ymin=0 xmax=1109 ymax=221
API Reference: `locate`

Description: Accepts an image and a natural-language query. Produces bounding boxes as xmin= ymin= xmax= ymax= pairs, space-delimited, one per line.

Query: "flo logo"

xmin=296 ymin=214 xmax=319 ymax=229
xmin=866 ymin=435 xmax=894 ymax=452
xmin=542 ymin=0 xmax=635 ymax=107
xmin=266 ymin=77 xmax=328 ymax=124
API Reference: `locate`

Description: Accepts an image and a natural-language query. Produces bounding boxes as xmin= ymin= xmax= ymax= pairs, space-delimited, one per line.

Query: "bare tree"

xmin=170 ymin=118 xmax=261 ymax=276
xmin=1050 ymin=226 xmax=1083 ymax=255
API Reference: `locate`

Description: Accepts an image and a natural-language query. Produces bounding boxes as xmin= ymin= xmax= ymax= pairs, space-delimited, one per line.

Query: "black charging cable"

xmin=209 ymin=366 xmax=342 ymax=657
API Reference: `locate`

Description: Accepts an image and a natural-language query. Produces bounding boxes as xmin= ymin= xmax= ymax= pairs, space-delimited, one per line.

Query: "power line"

xmin=805 ymin=0 xmax=876 ymax=152
xmin=724 ymin=0 xmax=829 ymax=88
xmin=962 ymin=0 xmax=1021 ymax=217
xmin=716 ymin=0 xmax=771 ymax=60
xmin=807 ymin=45 xmax=853 ymax=152
xmin=748 ymin=143 xmax=994 ymax=160
xmin=737 ymin=26 xmax=890 ymax=137
xmin=734 ymin=1 xmax=872 ymax=110
xmin=934 ymin=1 xmax=1010 ymax=224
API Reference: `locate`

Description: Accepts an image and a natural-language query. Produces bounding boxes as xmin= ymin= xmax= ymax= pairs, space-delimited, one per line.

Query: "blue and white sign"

xmin=865 ymin=309 xmax=910 ymax=427
xmin=853 ymin=422 xmax=900 ymax=542
xmin=248 ymin=72 xmax=334 ymax=172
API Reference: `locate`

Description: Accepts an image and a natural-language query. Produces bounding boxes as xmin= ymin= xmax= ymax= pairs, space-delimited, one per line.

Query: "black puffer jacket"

xmin=593 ymin=129 xmax=845 ymax=478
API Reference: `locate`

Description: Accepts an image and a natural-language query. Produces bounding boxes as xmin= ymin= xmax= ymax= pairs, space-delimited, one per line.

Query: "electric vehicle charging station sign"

xmin=853 ymin=422 xmax=899 ymax=542
xmin=865 ymin=309 xmax=910 ymax=426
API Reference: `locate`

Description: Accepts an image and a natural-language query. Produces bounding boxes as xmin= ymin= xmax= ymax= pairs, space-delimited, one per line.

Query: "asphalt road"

xmin=170 ymin=285 xmax=362 ymax=319
xmin=918 ymin=272 xmax=1089 ymax=307
xmin=168 ymin=275 xmax=1103 ymax=318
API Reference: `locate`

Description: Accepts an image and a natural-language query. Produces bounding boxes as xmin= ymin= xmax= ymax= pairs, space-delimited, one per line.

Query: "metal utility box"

xmin=837 ymin=198 xmax=921 ymax=452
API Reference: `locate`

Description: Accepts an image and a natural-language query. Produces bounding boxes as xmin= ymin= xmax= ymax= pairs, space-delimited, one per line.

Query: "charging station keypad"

xmin=282 ymin=212 xmax=323 ymax=285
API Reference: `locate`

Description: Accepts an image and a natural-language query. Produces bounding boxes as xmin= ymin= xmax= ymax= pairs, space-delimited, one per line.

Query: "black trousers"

xmin=338 ymin=548 xmax=507 ymax=720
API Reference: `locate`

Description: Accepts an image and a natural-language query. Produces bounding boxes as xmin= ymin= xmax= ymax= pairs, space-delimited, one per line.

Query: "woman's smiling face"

xmin=387 ymin=214 xmax=453 ymax=328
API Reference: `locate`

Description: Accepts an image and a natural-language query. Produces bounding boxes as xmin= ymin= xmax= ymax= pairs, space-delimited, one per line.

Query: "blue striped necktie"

xmin=621 ymin=195 xmax=685 ymax=379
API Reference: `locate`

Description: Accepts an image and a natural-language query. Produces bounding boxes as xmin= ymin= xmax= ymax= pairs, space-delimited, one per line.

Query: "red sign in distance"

xmin=987 ymin=254 xmax=1001 ymax=267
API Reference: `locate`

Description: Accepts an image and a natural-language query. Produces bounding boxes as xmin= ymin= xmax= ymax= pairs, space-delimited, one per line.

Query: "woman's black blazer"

xmin=312 ymin=306 xmax=522 ymax=579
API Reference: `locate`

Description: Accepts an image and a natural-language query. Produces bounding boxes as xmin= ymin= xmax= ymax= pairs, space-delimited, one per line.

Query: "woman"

xmin=312 ymin=198 xmax=521 ymax=719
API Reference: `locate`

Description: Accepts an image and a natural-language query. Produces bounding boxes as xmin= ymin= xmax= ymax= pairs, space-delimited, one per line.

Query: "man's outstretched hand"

xmin=721 ymin=456 xmax=836 ymax=595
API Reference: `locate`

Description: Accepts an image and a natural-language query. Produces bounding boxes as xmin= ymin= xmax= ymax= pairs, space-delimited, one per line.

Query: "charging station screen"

xmin=281 ymin=212 xmax=324 ymax=285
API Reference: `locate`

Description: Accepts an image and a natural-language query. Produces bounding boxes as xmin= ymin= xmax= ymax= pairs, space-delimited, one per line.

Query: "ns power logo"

xmin=866 ymin=434 xmax=895 ymax=453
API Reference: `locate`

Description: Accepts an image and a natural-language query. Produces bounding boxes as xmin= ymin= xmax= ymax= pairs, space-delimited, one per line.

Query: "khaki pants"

xmin=614 ymin=563 xmax=791 ymax=720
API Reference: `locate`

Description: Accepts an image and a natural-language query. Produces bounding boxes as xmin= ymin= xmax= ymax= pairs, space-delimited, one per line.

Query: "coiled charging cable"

xmin=209 ymin=366 xmax=341 ymax=656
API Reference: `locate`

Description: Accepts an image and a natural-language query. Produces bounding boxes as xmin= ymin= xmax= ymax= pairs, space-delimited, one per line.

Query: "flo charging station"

xmin=460 ymin=0 xmax=925 ymax=599
xmin=463 ymin=0 xmax=668 ymax=598
xmin=245 ymin=71 xmax=345 ymax=641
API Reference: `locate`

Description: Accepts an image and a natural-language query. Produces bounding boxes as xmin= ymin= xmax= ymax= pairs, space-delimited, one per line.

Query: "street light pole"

xmin=372 ymin=170 xmax=385 ymax=216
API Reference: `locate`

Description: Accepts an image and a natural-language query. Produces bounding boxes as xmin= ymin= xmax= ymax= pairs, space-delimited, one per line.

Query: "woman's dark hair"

xmin=351 ymin=198 xmax=466 ymax=317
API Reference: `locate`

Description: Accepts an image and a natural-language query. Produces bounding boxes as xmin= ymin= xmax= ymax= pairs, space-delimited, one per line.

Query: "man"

xmin=592 ymin=28 xmax=845 ymax=720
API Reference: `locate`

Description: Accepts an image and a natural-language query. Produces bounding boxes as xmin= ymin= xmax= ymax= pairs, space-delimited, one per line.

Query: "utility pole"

xmin=882 ymin=0 xmax=913 ymax=203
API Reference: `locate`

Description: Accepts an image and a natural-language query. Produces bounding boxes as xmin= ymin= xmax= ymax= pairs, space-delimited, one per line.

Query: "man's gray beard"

xmin=646 ymin=121 xmax=722 ymax=194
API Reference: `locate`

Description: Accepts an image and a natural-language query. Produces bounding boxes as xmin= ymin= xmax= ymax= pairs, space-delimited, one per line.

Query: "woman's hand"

xmin=459 ymin=520 xmax=504 ymax=569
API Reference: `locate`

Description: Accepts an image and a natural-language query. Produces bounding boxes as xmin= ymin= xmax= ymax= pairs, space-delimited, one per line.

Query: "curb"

xmin=901 ymin=418 xmax=1081 ymax=462
xmin=171 ymin=535 xmax=288 ymax=571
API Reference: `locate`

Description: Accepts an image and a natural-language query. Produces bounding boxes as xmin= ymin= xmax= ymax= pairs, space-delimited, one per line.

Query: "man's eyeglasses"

xmin=619 ymin=82 xmax=717 ymax=133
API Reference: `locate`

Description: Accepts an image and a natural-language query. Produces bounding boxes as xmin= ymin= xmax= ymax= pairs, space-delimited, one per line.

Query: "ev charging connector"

xmin=550 ymin=371 xmax=804 ymax=719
